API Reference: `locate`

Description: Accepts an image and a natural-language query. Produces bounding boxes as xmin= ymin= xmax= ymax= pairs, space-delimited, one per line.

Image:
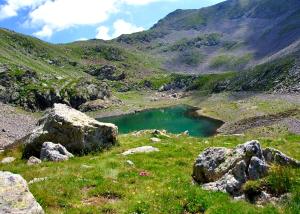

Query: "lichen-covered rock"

xmin=22 ymin=104 xmax=118 ymax=158
xmin=202 ymin=160 xmax=247 ymax=196
xmin=248 ymin=156 xmax=268 ymax=180
xmin=193 ymin=140 xmax=300 ymax=198
xmin=27 ymin=156 xmax=42 ymax=166
xmin=40 ymin=142 xmax=73 ymax=162
xmin=263 ymin=147 xmax=300 ymax=167
xmin=192 ymin=140 xmax=262 ymax=183
xmin=0 ymin=171 xmax=44 ymax=214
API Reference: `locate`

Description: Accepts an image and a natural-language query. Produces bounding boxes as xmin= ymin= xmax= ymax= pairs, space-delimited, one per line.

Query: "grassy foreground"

xmin=1 ymin=132 xmax=300 ymax=214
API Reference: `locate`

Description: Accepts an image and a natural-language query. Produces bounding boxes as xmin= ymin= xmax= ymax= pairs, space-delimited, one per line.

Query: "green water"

xmin=98 ymin=105 xmax=223 ymax=137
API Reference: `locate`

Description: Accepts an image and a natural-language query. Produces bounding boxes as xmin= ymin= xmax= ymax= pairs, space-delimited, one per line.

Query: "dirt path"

xmin=0 ymin=102 xmax=37 ymax=149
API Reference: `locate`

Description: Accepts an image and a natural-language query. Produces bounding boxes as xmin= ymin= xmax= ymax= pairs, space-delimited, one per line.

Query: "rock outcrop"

xmin=23 ymin=104 xmax=118 ymax=158
xmin=0 ymin=171 xmax=44 ymax=214
xmin=40 ymin=142 xmax=74 ymax=162
xmin=192 ymin=140 xmax=300 ymax=198
xmin=87 ymin=65 xmax=126 ymax=81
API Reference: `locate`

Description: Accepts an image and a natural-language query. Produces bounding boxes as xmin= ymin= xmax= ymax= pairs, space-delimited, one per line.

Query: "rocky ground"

xmin=0 ymin=102 xmax=37 ymax=149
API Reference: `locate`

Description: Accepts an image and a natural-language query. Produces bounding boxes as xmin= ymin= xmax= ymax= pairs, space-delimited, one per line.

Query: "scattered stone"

xmin=192 ymin=140 xmax=300 ymax=202
xmin=0 ymin=171 xmax=44 ymax=214
xmin=183 ymin=130 xmax=189 ymax=136
xmin=23 ymin=104 xmax=118 ymax=158
xmin=27 ymin=156 xmax=42 ymax=166
xmin=40 ymin=142 xmax=74 ymax=162
xmin=81 ymin=164 xmax=94 ymax=169
xmin=122 ymin=146 xmax=159 ymax=156
xmin=152 ymin=129 xmax=171 ymax=138
xmin=1 ymin=156 xmax=15 ymax=164
xmin=126 ymin=160 xmax=134 ymax=166
xmin=150 ymin=137 xmax=161 ymax=143
xmin=28 ymin=177 xmax=48 ymax=185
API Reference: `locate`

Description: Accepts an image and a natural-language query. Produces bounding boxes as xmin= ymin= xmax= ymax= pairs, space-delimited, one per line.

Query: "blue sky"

xmin=0 ymin=0 xmax=225 ymax=44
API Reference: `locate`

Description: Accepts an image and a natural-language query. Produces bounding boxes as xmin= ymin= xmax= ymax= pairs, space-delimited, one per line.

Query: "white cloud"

xmin=112 ymin=19 xmax=144 ymax=38
xmin=33 ymin=25 xmax=52 ymax=37
xmin=0 ymin=0 xmax=46 ymax=20
xmin=96 ymin=26 xmax=111 ymax=40
xmin=96 ymin=19 xmax=144 ymax=40
xmin=0 ymin=0 xmax=175 ymax=38
xmin=29 ymin=0 xmax=119 ymax=38
xmin=77 ymin=37 xmax=88 ymax=41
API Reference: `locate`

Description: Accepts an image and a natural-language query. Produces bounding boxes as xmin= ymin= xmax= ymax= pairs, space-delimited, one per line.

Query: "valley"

xmin=0 ymin=0 xmax=300 ymax=213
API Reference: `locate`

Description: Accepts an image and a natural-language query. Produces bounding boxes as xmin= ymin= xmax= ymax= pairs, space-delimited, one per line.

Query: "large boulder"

xmin=0 ymin=171 xmax=44 ymax=214
xmin=192 ymin=140 xmax=263 ymax=183
xmin=40 ymin=142 xmax=73 ymax=162
xmin=22 ymin=104 xmax=118 ymax=158
xmin=192 ymin=140 xmax=299 ymax=197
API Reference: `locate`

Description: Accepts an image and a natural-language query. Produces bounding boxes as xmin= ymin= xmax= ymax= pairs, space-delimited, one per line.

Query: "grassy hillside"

xmin=0 ymin=28 xmax=165 ymax=111
xmin=1 ymin=132 xmax=300 ymax=213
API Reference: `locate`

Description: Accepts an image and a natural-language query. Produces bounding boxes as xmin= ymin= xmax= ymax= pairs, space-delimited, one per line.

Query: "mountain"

xmin=0 ymin=0 xmax=300 ymax=111
xmin=116 ymin=0 xmax=300 ymax=74
xmin=0 ymin=28 xmax=164 ymax=111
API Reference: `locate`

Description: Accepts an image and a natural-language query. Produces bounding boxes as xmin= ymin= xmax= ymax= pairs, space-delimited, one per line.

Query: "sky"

xmin=0 ymin=0 xmax=225 ymax=44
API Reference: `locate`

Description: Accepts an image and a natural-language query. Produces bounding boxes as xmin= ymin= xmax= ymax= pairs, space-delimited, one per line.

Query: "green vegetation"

xmin=178 ymin=49 xmax=205 ymax=66
xmin=189 ymin=72 xmax=236 ymax=93
xmin=168 ymin=33 xmax=222 ymax=52
xmin=209 ymin=53 xmax=253 ymax=70
xmin=227 ymin=55 xmax=297 ymax=91
xmin=1 ymin=132 xmax=300 ymax=213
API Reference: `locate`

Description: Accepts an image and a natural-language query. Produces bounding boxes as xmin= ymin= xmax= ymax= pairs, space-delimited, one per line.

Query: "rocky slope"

xmin=0 ymin=28 xmax=163 ymax=111
xmin=116 ymin=0 xmax=300 ymax=74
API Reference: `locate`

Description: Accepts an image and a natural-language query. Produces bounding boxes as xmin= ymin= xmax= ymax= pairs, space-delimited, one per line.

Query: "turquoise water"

xmin=98 ymin=105 xmax=224 ymax=137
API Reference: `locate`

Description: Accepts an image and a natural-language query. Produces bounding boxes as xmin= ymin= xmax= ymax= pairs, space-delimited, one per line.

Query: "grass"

xmin=1 ymin=132 xmax=300 ymax=213
xmin=189 ymin=72 xmax=236 ymax=93
xmin=209 ymin=54 xmax=253 ymax=70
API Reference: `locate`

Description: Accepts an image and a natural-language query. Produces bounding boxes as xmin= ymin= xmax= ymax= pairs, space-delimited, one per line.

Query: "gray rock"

xmin=126 ymin=160 xmax=134 ymax=166
xmin=23 ymin=104 xmax=118 ymax=158
xmin=40 ymin=142 xmax=73 ymax=162
xmin=1 ymin=157 xmax=15 ymax=164
xmin=0 ymin=171 xmax=44 ymax=214
xmin=202 ymin=160 xmax=247 ymax=196
xmin=193 ymin=140 xmax=300 ymax=198
xmin=150 ymin=137 xmax=161 ymax=143
xmin=248 ymin=156 xmax=269 ymax=180
xmin=192 ymin=140 xmax=264 ymax=183
xmin=122 ymin=146 xmax=159 ymax=156
xmin=263 ymin=147 xmax=300 ymax=167
xmin=27 ymin=156 xmax=42 ymax=166
xmin=192 ymin=147 xmax=229 ymax=183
